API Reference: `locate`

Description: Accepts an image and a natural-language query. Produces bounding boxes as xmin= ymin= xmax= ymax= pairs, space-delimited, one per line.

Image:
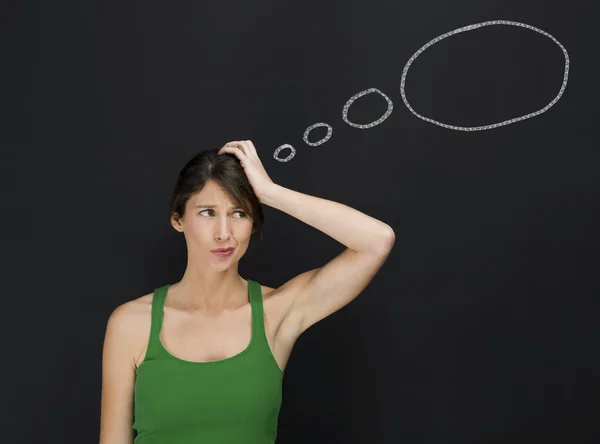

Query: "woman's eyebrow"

xmin=195 ymin=204 xmax=239 ymax=209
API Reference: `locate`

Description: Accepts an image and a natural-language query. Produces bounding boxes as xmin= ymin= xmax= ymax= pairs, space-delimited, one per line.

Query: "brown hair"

xmin=169 ymin=148 xmax=264 ymax=241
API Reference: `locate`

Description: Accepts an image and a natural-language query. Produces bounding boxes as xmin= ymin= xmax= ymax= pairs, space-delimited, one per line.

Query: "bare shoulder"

xmin=259 ymin=284 xmax=277 ymax=298
xmin=108 ymin=293 xmax=153 ymax=328
xmin=259 ymin=282 xmax=289 ymax=310
xmin=259 ymin=282 xmax=304 ymax=341
xmin=258 ymin=283 xmax=283 ymax=315
xmin=100 ymin=293 xmax=154 ymax=442
xmin=105 ymin=292 xmax=154 ymax=366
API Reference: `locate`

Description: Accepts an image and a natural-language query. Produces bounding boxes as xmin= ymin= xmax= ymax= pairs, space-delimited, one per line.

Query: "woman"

xmin=99 ymin=140 xmax=395 ymax=443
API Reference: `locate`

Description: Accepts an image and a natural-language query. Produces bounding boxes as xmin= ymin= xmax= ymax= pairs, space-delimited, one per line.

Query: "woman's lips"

xmin=211 ymin=248 xmax=234 ymax=257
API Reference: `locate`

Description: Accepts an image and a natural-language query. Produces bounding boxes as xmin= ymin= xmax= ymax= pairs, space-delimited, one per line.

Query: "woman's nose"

xmin=215 ymin=218 xmax=233 ymax=238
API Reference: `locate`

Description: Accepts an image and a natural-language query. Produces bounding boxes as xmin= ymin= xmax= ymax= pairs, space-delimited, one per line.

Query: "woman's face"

xmin=171 ymin=180 xmax=254 ymax=267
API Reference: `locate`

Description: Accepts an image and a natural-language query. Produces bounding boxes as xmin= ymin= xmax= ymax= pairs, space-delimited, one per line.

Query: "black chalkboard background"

xmin=4 ymin=0 xmax=599 ymax=443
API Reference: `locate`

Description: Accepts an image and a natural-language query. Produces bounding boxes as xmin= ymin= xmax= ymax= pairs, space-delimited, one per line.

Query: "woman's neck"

xmin=170 ymin=269 xmax=248 ymax=313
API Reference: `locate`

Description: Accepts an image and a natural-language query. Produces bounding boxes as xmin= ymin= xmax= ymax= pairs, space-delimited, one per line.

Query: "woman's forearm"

xmin=259 ymin=183 xmax=394 ymax=254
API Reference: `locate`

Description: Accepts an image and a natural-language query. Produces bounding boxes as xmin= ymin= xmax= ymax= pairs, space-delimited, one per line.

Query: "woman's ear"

xmin=170 ymin=214 xmax=184 ymax=232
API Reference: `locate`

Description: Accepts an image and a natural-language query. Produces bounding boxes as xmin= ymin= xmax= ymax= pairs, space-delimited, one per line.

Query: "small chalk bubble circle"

xmin=273 ymin=144 xmax=296 ymax=163
xmin=342 ymin=87 xmax=394 ymax=129
xmin=303 ymin=122 xmax=333 ymax=147
xmin=399 ymin=20 xmax=570 ymax=131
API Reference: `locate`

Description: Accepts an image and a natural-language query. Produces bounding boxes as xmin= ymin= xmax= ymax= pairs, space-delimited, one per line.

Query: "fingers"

xmin=219 ymin=141 xmax=241 ymax=155
xmin=222 ymin=141 xmax=245 ymax=156
xmin=219 ymin=146 xmax=244 ymax=159
xmin=244 ymin=140 xmax=257 ymax=156
xmin=221 ymin=140 xmax=256 ymax=157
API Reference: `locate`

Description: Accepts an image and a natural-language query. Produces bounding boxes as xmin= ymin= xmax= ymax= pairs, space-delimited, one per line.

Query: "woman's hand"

xmin=218 ymin=140 xmax=276 ymax=202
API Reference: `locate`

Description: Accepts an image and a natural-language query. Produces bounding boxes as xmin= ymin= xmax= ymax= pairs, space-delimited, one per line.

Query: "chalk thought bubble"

xmin=400 ymin=20 xmax=570 ymax=131
xmin=273 ymin=20 xmax=570 ymax=162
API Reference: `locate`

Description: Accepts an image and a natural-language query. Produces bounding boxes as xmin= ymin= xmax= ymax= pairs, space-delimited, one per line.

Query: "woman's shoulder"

xmin=108 ymin=291 xmax=152 ymax=325
xmin=105 ymin=292 xmax=154 ymax=362
xmin=259 ymin=276 xmax=291 ymax=296
xmin=258 ymin=282 xmax=277 ymax=298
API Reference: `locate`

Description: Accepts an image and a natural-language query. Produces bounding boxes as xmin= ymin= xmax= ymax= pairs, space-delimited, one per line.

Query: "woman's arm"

xmin=261 ymin=183 xmax=395 ymax=334
xmin=218 ymin=140 xmax=395 ymax=335
xmin=99 ymin=303 xmax=138 ymax=444
xmin=261 ymin=183 xmax=394 ymax=254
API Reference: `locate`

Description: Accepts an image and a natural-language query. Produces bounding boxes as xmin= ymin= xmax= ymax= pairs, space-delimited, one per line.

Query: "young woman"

xmin=99 ymin=140 xmax=395 ymax=444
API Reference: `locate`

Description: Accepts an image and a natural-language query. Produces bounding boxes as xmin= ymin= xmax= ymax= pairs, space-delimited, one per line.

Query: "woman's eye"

xmin=199 ymin=210 xmax=246 ymax=218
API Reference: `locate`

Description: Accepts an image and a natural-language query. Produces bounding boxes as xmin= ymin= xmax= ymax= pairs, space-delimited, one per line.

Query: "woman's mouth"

xmin=211 ymin=247 xmax=234 ymax=257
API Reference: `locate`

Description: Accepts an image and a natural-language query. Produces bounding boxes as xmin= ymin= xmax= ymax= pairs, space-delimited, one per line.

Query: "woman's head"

xmin=169 ymin=148 xmax=264 ymax=265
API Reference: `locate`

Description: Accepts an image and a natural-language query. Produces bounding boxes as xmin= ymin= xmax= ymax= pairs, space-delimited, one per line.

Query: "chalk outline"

xmin=303 ymin=122 xmax=333 ymax=146
xmin=342 ymin=88 xmax=394 ymax=129
xmin=273 ymin=20 xmax=571 ymax=162
xmin=400 ymin=20 xmax=570 ymax=131
xmin=273 ymin=143 xmax=296 ymax=162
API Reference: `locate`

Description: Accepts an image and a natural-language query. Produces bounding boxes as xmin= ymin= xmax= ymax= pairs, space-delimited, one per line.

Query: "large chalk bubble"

xmin=400 ymin=20 xmax=570 ymax=131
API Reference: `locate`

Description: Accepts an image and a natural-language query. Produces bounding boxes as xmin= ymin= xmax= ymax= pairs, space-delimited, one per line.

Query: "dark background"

xmin=3 ymin=0 xmax=599 ymax=443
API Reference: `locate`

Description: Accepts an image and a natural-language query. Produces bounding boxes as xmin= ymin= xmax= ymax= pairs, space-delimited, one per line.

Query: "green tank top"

xmin=132 ymin=280 xmax=284 ymax=444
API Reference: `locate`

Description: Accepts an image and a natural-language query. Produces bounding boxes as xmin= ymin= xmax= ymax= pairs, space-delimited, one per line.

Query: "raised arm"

xmin=218 ymin=140 xmax=396 ymax=336
xmin=262 ymin=184 xmax=395 ymax=335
